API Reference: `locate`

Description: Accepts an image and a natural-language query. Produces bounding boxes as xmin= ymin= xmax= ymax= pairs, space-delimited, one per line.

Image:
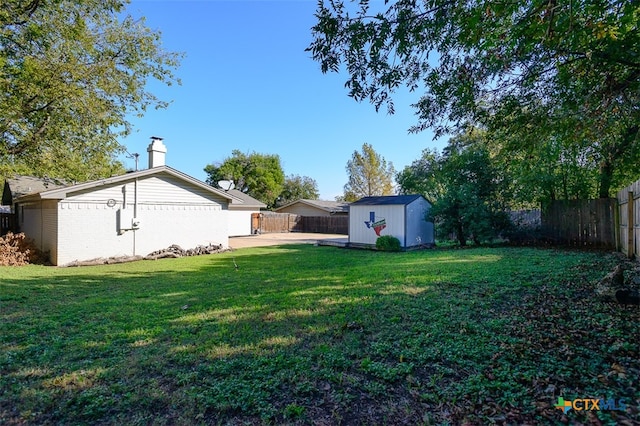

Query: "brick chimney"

xmin=147 ymin=136 xmax=166 ymax=168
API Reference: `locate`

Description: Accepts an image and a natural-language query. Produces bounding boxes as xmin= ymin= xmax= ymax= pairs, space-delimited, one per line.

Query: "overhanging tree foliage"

xmin=308 ymin=0 xmax=639 ymax=198
xmin=0 ymin=0 xmax=181 ymax=182
xmin=204 ymin=150 xmax=285 ymax=209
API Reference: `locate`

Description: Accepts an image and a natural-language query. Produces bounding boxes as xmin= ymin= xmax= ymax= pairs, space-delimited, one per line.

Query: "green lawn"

xmin=1 ymin=246 xmax=638 ymax=425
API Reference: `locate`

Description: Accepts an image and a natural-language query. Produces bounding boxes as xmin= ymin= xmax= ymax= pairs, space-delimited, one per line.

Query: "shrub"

xmin=0 ymin=232 xmax=45 ymax=266
xmin=376 ymin=235 xmax=401 ymax=252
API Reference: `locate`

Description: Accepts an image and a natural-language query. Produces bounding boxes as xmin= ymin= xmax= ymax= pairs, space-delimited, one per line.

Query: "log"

xmin=596 ymin=263 xmax=640 ymax=305
xmin=145 ymin=252 xmax=181 ymax=260
xmin=66 ymin=255 xmax=143 ymax=267
xmin=105 ymin=255 xmax=143 ymax=264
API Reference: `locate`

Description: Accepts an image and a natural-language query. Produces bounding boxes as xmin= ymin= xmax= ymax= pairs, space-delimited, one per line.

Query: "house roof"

xmin=14 ymin=166 xmax=241 ymax=203
xmin=274 ymin=199 xmax=349 ymax=214
xmin=2 ymin=175 xmax=67 ymax=205
xmin=226 ymin=189 xmax=267 ymax=209
xmin=349 ymin=194 xmax=425 ymax=206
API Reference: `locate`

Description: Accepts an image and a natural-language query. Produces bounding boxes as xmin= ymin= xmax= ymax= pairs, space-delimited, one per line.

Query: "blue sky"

xmin=121 ymin=0 xmax=445 ymax=200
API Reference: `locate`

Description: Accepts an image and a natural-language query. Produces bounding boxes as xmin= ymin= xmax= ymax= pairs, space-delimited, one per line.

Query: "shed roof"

xmin=274 ymin=199 xmax=349 ymax=214
xmin=349 ymin=194 xmax=424 ymax=206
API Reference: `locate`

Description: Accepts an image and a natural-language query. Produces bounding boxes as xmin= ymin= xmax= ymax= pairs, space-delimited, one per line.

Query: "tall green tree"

xmin=0 ymin=0 xmax=181 ymax=182
xmin=399 ymin=131 xmax=511 ymax=245
xmin=431 ymin=134 xmax=510 ymax=246
xmin=431 ymin=146 xmax=511 ymax=246
xmin=276 ymin=174 xmax=320 ymax=207
xmin=342 ymin=143 xmax=395 ymax=202
xmin=396 ymin=148 xmax=443 ymax=202
xmin=204 ymin=150 xmax=285 ymax=209
xmin=308 ymin=0 xmax=640 ymax=198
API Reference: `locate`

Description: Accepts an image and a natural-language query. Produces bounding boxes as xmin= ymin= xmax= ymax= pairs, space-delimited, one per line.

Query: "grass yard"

xmin=1 ymin=246 xmax=638 ymax=425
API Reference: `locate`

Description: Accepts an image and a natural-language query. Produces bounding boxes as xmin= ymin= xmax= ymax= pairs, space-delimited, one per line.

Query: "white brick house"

xmin=13 ymin=139 xmax=242 ymax=265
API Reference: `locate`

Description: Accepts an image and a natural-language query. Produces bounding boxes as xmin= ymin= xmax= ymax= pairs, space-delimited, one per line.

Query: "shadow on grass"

xmin=1 ymin=245 xmax=638 ymax=425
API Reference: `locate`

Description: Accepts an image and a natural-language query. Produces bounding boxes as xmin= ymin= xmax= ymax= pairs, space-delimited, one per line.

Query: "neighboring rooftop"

xmin=227 ymin=189 xmax=267 ymax=209
xmin=274 ymin=199 xmax=349 ymax=214
xmin=2 ymin=176 xmax=67 ymax=206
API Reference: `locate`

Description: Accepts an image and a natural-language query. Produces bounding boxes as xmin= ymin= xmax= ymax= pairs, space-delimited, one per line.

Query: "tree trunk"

xmin=456 ymin=221 xmax=466 ymax=246
xmin=598 ymin=160 xmax=614 ymax=199
xmin=598 ymin=125 xmax=639 ymax=198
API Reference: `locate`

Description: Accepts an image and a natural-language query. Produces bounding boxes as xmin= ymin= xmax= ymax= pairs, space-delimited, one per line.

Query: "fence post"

xmin=614 ymin=198 xmax=621 ymax=251
xmin=627 ymin=191 xmax=634 ymax=258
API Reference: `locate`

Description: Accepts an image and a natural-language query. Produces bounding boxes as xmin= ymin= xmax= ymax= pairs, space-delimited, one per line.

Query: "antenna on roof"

xmin=217 ymin=180 xmax=235 ymax=191
xmin=125 ymin=151 xmax=140 ymax=171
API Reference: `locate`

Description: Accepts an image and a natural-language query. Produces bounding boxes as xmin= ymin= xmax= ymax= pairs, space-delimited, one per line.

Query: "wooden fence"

xmin=541 ymin=199 xmax=617 ymax=248
xmin=252 ymin=212 xmax=299 ymax=234
xmin=1 ymin=213 xmax=16 ymax=235
xmin=299 ymin=216 xmax=349 ymax=234
xmin=617 ymin=179 xmax=640 ymax=258
xmin=251 ymin=212 xmax=348 ymax=235
xmin=538 ymin=177 xmax=640 ymax=258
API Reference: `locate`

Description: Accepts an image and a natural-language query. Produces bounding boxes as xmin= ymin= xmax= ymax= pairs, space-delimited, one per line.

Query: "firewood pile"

xmin=144 ymin=243 xmax=227 ymax=260
xmin=0 ymin=232 xmax=46 ymax=266
xmin=66 ymin=243 xmax=228 ymax=266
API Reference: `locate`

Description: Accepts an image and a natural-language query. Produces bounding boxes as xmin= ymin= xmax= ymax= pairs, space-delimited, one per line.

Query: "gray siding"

xmin=66 ymin=174 xmax=229 ymax=207
xmin=405 ymin=198 xmax=434 ymax=246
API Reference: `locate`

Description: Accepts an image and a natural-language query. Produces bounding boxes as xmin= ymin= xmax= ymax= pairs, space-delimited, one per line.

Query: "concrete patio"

xmin=229 ymin=232 xmax=348 ymax=249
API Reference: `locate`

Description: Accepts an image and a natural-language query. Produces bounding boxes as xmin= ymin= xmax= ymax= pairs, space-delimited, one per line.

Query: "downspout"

xmin=40 ymin=199 xmax=44 ymax=252
xmin=13 ymin=202 xmax=19 ymax=233
xmin=133 ymin=177 xmax=138 ymax=256
xmin=404 ymin=203 xmax=408 ymax=248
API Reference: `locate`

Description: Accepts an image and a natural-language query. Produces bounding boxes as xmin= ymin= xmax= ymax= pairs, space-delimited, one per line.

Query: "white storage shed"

xmin=349 ymin=195 xmax=434 ymax=248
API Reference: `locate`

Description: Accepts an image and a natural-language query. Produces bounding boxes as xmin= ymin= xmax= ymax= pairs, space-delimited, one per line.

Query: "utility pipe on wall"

xmin=133 ymin=177 xmax=138 ymax=256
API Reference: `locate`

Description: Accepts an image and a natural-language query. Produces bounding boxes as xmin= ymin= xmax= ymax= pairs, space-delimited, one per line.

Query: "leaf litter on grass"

xmin=470 ymin=259 xmax=640 ymax=425
xmin=0 ymin=247 xmax=638 ymax=425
